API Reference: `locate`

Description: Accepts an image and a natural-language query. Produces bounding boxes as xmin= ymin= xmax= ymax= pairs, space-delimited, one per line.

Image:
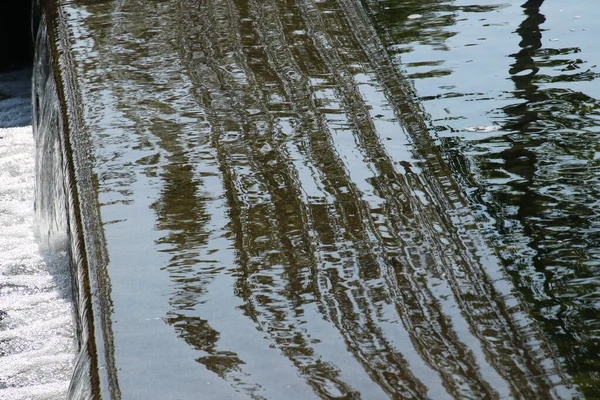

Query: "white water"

xmin=0 ymin=69 xmax=76 ymax=400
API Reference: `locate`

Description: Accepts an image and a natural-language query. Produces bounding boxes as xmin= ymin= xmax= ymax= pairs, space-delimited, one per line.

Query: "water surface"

xmin=44 ymin=0 xmax=600 ymax=398
xmin=374 ymin=0 xmax=600 ymax=395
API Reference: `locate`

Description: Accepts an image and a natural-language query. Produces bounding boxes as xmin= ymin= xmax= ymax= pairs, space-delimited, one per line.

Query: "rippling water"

xmin=41 ymin=0 xmax=600 ymax=398
xmin=374 ymin=0 xmax=600 ymax=395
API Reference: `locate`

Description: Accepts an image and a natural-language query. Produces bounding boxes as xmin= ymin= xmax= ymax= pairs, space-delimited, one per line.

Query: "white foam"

xmin=0 ymin=125 xmax=76 ymax=399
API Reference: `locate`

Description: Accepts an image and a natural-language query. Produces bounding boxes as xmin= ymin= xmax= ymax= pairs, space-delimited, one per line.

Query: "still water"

xmin=38 ymin=0 xmax=600 ymax=398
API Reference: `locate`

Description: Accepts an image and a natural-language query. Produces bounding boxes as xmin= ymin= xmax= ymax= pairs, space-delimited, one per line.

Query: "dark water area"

xmin=372 ymin=0 xmax=600 ymax=396
xmin=0 ymin=2 xmax=34 ymax=72
xmin=37 ymin=0 xmax=600 ymax=398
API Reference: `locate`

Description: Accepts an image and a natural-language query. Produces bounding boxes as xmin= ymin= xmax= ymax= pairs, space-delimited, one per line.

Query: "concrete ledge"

xmin=32 ymin=0 xmax=111 ymax=398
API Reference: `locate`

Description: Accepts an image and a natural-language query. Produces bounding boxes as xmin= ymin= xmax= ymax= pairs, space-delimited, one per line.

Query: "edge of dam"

xmin=32 ymin=1 xmax=116 ymax=398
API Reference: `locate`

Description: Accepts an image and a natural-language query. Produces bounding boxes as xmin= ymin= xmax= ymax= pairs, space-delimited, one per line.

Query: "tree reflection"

xmin=497 ymin=1 xmax=600 ymax=395
xmin=68 ymin=0 xmax=587 ymax=397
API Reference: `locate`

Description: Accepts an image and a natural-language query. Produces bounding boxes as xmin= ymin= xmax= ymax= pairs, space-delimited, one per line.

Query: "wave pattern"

xmin=55 ymin=0 xmax=580 ymax=398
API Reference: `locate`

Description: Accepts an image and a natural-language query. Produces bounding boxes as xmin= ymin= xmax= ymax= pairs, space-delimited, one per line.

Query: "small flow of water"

xmin=0 ymin=68 xmax=76 ymax=399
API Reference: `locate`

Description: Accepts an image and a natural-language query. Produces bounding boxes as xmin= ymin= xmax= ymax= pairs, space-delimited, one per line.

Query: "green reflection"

xmin=496 ymin=0 xmax=600 ymax=395
xmin=371 ymin=0 xmax=600 ymax=396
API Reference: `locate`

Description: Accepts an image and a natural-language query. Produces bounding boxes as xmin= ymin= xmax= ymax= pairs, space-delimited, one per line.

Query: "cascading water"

xmin=30 ymin=1 xmax=116 ymax=397
xmin=0 ymin=66 xmax=75 ymax=398
xmin=1 ymin=1 xmax=104 ymax=397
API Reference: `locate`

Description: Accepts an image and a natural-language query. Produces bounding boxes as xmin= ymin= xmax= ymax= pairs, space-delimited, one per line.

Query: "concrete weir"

xmin=32 ymin=1 xmax=114 ymax=398
xmin=31 ymin=0 xmax=579 ymax=399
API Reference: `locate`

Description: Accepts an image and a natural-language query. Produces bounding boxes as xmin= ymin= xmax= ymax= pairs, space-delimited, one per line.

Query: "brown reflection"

xmin=250 ymin=0 xmax=491 ymax=397
xmin=168 ymin=0 xmax=573 ymax=397
xmin=174 ymin=0 xmax=359 ymax=395
xmin=69 ymin=0 xmax=578 ymax=397
xmin=298 ymin=0 xmax=567 ymax=397
xmin=74 ymin=0 xmax=264 ymax=396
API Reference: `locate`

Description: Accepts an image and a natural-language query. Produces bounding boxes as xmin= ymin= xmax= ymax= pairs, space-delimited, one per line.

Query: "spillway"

xmin=0 ymin=68 xmax=75 ymax=398
xmin=22 ymin=0 xmax=600 ymax=398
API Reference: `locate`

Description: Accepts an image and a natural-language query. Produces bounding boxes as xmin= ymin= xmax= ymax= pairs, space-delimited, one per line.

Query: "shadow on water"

xmin=0 ymin=2 xmax=33 ymax=73
xmin=37 ymin=0 xmax=600 ymax=398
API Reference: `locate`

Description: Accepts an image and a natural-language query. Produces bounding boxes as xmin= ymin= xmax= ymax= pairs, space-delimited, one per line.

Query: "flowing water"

xmin=0 ymin=68 xmax=76 ymax=399
xmin=26 ymin=0 xmax=600 ymax=398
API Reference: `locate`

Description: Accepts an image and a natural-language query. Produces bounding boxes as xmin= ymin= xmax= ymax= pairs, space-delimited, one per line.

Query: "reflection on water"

xmin=48 ymin=0 xmax=600 ymax=397
xmin=372 ymin=0 xmax=600 ymax=396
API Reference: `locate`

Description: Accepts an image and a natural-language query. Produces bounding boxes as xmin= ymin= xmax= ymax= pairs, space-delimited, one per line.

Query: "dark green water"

xmin=44 ymin=0 xmax=600 ymax=398
xmin=372 ymin=0 xmax=600 ymax=396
